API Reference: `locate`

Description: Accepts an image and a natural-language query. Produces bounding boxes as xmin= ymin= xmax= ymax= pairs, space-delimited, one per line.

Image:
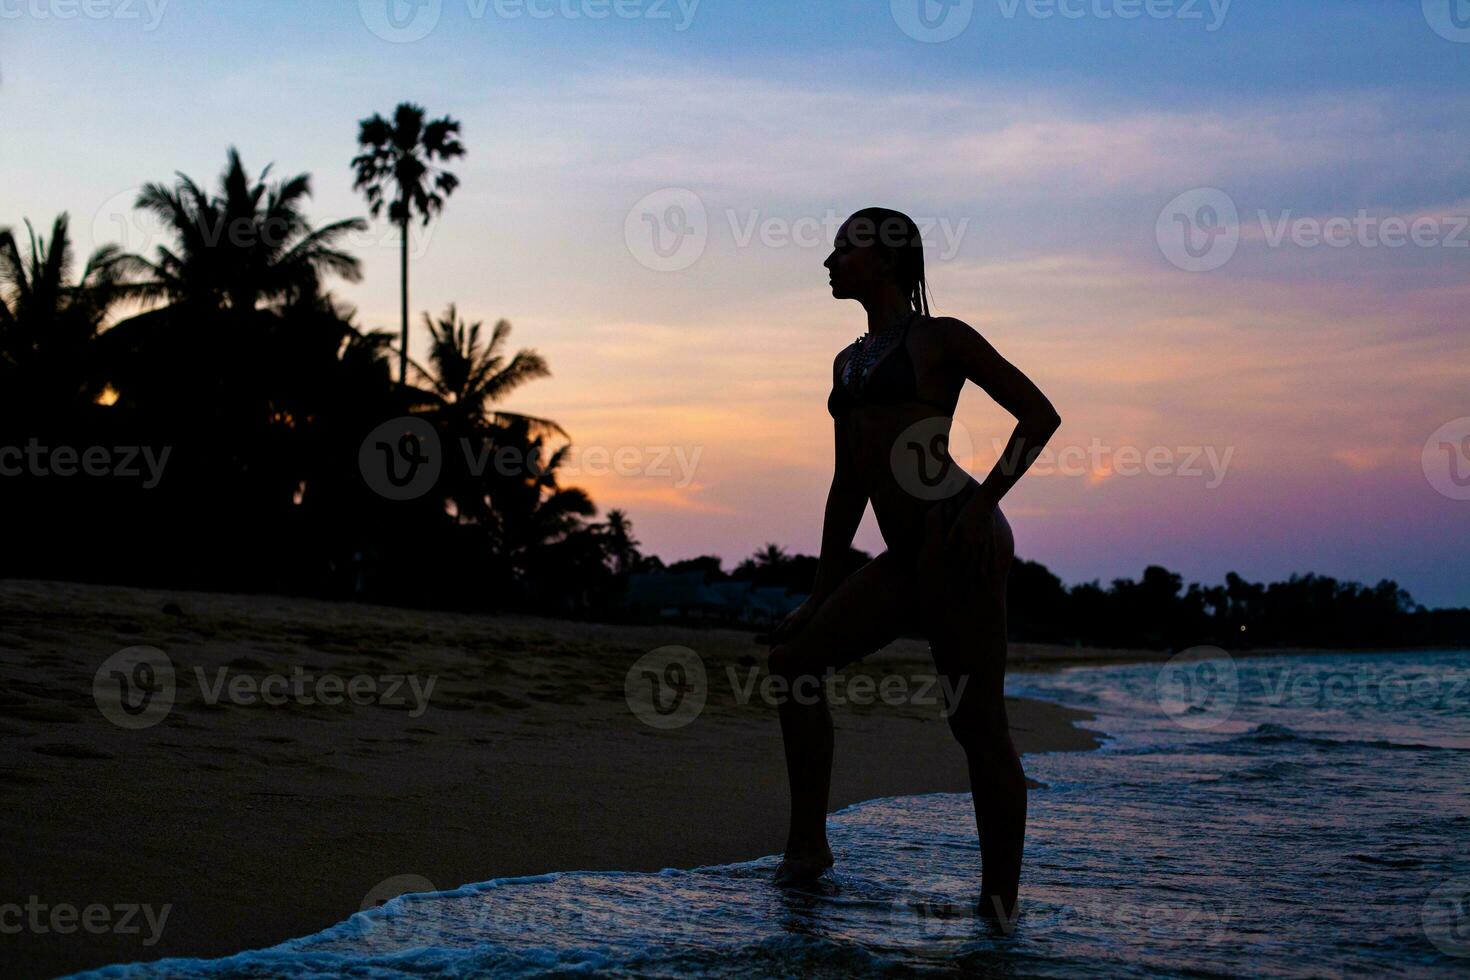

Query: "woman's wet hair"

xmin=843 ymin=207 xmax=931 ymax=316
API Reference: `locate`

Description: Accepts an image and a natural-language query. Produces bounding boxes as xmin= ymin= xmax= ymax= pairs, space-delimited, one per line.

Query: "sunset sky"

xmin=4 ymin=0 xmax=1468 ymax=605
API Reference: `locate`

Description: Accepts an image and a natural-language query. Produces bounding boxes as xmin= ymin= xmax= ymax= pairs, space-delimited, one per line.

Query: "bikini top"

xmin=827 ymin=314 xmax=953 ymax=418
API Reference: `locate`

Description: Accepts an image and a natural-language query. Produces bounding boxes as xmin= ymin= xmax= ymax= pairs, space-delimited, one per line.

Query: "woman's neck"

xmin=863 ymin=301 xmax=914 ymax=338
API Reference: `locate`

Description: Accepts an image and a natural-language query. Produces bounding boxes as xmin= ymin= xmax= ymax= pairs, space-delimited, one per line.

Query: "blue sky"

xmin=3 ymin=0 xmax=1469 ymax=605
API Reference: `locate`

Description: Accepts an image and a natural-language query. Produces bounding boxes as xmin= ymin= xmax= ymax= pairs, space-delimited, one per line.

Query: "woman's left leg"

xmin=917 ymin=504 xmax=1025 ymax=920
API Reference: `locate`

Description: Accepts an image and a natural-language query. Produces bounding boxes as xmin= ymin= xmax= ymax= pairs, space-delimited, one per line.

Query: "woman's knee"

xmin=768 ymin=642 xmax=820 ymax=683
xmin=946 ymin=701 xmax=1014 ymax=757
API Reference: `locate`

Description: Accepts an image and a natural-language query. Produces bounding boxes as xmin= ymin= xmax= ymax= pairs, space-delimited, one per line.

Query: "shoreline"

xmin=0 ymin=578 xmax=1110 ymax=978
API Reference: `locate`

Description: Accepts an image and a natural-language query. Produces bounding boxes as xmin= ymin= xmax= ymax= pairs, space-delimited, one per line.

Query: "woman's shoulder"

xmin=914 ymin=314 xmax=989 ymax=357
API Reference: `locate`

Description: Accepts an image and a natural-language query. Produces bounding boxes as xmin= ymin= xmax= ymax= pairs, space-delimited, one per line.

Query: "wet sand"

xmin=0 ymin=578 xmax=1105 ymax=979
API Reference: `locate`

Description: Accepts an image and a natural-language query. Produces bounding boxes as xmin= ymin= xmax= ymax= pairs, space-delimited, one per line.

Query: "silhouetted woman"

xmin=766 ymin=208 xmax=1061 ymax=921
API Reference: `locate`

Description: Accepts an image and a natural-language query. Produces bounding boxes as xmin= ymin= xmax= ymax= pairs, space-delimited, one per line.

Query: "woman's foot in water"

xmin=773 ymin=842 xmax=834 ymax=886
xmin=977 ymin=892 xmax=1021 ymax=932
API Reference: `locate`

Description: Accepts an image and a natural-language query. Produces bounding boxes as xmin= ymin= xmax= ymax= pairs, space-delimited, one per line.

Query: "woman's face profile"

xmin=824 ymin=217 xmax=892 ymax=301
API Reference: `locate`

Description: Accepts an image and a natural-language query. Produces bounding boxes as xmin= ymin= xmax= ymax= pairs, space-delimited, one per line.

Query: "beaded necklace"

xmin=842 ymin=310 xmax=916 ymax=394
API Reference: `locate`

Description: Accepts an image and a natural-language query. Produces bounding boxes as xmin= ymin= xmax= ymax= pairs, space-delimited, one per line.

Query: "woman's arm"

xmin=811 ymin=348 xmax=868 ymax=601
xmin=934 ymin=317 xmax=1061 ymax=515
xmin=810 ymin=418 xmax=868 ymax=602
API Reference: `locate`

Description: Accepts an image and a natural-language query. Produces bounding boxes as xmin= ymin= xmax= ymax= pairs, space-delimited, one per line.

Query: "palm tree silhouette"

xmin=0 ymin=213 xmax=126 ymax=407
xmin=352 ymin=103 xmax=466 ymax=384
xmin=416 ymin=304 xmax=567 ymax=441
xmin=116 ymin=148 xmax=366 ymax=311
xmin=412 ymin=304 xmax=572 ymax=542
xmin=600 ymin=509 xmax=642 ymax=575
xmin=752 ymin=543 xmax=789 ymax=567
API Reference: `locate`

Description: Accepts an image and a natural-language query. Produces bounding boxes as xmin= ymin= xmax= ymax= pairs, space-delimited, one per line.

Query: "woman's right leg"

xmin=768 ymin=549 xmax=912 ymax=881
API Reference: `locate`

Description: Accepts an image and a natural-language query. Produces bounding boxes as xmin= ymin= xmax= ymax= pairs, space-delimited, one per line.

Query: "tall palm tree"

xmin=116 ymin=148 xmax=366 ymax=312
xmin=0 ymin=213 xmax=125 ymax=406
xmin=352 ymin=103 xmax=465 ymax=384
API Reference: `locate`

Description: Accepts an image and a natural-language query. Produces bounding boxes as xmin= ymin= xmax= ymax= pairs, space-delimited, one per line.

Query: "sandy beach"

xmin=1 ymin=578 xmax=1109 ymax=979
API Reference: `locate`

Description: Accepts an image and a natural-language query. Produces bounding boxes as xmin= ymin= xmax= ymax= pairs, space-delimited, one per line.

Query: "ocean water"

xmin=75 ymin=650 xmax=1470 ymax=978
